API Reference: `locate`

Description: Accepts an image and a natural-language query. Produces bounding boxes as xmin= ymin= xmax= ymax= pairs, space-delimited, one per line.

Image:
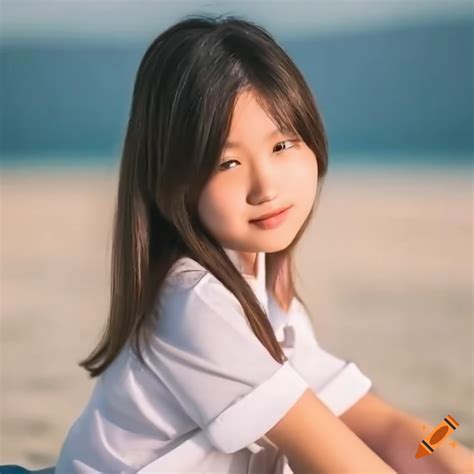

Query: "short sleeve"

xmin=288 ymin=298 xmax=373 ymax=417
xmin=143 ymin=271 xmax=310 ymax=454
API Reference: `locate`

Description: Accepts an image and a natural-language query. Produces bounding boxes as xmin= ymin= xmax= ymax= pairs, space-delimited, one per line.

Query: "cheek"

xmin=286 ymin=153 xmax=318 ymax=204
xmin=198 ymin=181 xmax=243 ymax=230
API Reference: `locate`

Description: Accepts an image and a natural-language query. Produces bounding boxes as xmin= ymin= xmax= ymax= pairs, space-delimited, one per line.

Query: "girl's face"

xmin=198 ymin=90 xmax=318 ymax=271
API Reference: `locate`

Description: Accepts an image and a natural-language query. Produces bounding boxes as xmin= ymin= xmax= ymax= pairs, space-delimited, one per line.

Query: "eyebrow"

xmin=223 ymin=127 xmax=295 ymax=150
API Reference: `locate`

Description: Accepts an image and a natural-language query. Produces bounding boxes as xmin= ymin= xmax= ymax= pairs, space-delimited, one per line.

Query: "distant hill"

xmin=1 ymin=18 xmax=472 ymax=164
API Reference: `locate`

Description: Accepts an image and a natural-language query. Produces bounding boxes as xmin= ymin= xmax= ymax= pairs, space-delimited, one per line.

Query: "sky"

xmin=1 ymin=0 xmax=472 ymax=41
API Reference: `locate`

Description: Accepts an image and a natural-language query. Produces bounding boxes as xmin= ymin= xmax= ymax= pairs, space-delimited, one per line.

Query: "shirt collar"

xmin=221 ymin=247 xmax=298 ymax=350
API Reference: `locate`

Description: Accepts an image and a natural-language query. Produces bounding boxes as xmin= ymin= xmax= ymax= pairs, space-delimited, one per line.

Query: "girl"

xmin=53 ymin=13 xmax=472 ymax=474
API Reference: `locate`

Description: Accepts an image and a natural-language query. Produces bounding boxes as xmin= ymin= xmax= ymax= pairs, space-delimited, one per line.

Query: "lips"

xmin=250 ymin=205 xmax=292 ymax=222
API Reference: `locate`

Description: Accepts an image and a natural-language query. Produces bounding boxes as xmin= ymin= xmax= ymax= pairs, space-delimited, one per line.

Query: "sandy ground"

xmin=1 ymin=162 xmax=472 ymax=468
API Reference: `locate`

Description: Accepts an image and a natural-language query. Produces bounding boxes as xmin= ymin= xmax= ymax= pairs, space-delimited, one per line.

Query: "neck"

xmin=222 ymin=246 xmax=261 ymax=280
xmin=238 ymin=251 xmax=259 ymax=278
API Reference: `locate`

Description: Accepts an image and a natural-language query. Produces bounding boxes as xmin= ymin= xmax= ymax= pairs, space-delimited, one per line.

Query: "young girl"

xmin=53 ymin=13 xmax=473 ymax=474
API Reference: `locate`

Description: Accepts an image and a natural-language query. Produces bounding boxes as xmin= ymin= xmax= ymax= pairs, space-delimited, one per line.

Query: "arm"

xmin=266 ymin=388 xmax=396 ymax=473
xmin=339 ymin=390 xmax=474 ymax=473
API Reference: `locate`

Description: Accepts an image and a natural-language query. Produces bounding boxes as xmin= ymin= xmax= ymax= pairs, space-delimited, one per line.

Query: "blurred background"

xmin=1 ymin=0 xmax=472 ymax=467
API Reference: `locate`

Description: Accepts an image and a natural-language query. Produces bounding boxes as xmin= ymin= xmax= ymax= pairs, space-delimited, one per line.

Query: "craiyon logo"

xmin=415 ymin=414 xmax=459 ymax=459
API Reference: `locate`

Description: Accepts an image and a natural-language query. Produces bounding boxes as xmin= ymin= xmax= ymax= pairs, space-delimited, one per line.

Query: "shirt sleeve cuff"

xmin=315 ymin=361 xmax=373 ymax=417
xmin=203 ymin=360 xmax=309 ymax=453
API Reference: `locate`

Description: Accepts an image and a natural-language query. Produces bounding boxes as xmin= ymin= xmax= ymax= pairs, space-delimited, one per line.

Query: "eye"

xmin=217 ymin=140 xmax=298 ymax=172
xmin=273 ymin=140 xmax=297 ymax=153
xmin=218 ymin=159 xmax=240 ymax=171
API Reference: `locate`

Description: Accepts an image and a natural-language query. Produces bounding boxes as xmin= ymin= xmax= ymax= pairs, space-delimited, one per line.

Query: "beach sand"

xmin=1 ymin=163 xmax=472 ymax=467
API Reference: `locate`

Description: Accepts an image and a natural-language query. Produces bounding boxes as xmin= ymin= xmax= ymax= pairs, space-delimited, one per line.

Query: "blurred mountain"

xmin=1 ymin=18 xmax=472 ymax=163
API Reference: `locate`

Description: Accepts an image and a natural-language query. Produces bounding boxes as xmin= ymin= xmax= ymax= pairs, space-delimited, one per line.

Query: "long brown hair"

xmin=79 ymin=13 xmax=329 ymax=378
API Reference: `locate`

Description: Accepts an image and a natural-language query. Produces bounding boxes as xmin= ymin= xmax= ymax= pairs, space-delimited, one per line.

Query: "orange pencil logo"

xmin=415 ymin=414 xmax=459 ymax=459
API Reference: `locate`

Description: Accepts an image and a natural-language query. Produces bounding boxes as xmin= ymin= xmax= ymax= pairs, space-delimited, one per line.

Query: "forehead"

xmin=228 ymin=91 xmax=273 ymax=129
xmin=224 ymin=91 xmax=295 ymax=149
xmin=224 ymin=126 xmax=295 ymax=150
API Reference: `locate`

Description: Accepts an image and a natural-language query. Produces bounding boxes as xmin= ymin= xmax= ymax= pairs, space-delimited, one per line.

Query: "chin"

xmin=256 ymin=236 xmax=294 ymax=254
xmin=263 ymin=243 xmax=291 ymax=254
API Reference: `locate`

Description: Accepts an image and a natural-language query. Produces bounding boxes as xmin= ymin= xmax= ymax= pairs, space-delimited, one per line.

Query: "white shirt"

xmin=55 ymin=248 xmax=372 ymax=473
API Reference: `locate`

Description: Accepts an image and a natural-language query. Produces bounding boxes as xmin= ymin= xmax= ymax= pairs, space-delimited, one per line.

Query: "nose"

xmin=247 ymin=158 xmax=278 ymax=205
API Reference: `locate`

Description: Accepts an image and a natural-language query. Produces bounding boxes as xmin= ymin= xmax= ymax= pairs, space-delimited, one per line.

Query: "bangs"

xmin=249 ymin=85 xmax=305 ymax=142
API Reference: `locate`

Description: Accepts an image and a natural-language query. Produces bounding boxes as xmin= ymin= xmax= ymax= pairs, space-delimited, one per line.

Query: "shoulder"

xmin=164 ymin=256 xmax=209 ymax=290
xmin=158 ymin=256 xmax=248 ymax=331
xmin=164 ymin=256 xmax=239 ymax=304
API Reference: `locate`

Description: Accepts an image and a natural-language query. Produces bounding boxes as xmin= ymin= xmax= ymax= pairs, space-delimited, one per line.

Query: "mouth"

xmin=249 ymin=205 xmax=293 ymax=230
xmin=250 ymin=205 xmax=293 ymax=223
